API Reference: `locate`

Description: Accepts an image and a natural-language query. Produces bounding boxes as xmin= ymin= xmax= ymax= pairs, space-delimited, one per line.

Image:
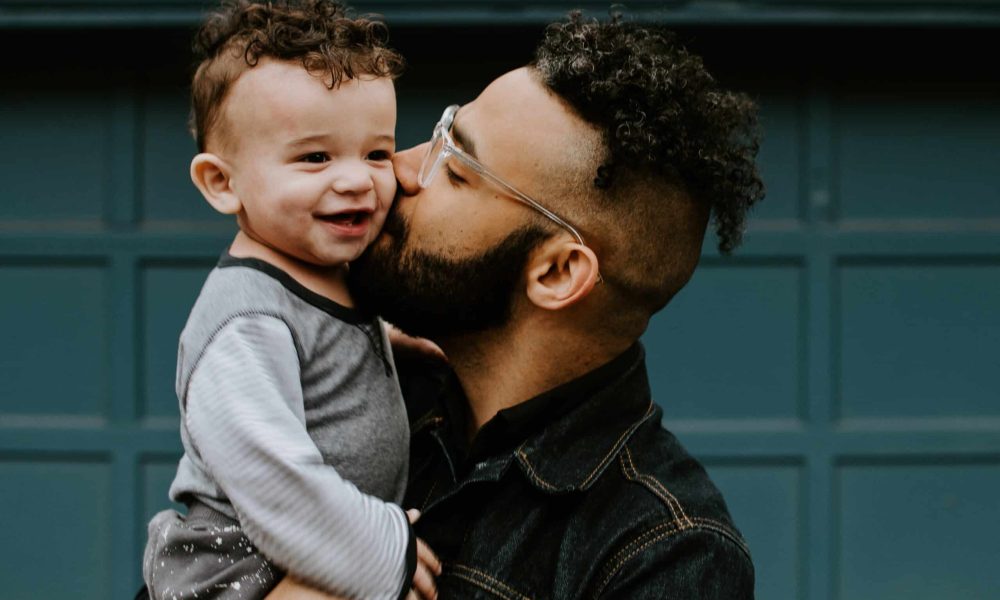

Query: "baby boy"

xmin=141 ymin=1 xmax=431 ymax=598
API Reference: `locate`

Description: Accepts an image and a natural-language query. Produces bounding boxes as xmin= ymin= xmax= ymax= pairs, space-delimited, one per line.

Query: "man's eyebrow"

xmin=450 ymin=121 xmax=477 ymax=159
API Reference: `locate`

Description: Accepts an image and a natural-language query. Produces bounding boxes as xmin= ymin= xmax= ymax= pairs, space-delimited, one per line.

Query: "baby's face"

xmin=221 ymin=60 xmax=397 ymax=267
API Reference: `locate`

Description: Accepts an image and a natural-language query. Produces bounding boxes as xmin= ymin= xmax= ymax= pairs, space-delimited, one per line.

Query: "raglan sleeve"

xmin=182 ymin=314 xmax=415 ymax=600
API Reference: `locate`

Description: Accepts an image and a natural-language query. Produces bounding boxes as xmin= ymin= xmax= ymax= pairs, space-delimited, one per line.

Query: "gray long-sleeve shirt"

xmin=167 ymin=253 xmax=411 ymax=599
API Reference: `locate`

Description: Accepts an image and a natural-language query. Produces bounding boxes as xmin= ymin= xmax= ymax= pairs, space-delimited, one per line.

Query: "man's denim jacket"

xmin=402 ymin=343 xmax=754 ymax=599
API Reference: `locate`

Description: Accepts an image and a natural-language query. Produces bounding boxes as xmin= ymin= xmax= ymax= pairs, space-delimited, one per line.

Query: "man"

xmin=276 ymin=11 xmax=763 ymax=599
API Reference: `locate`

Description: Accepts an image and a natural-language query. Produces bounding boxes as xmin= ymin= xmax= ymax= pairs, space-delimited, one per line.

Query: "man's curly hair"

xmin=533 ymin=12 xmax=764 ymax=254
xmin=190 ymin=0 xmax=404 ymax=152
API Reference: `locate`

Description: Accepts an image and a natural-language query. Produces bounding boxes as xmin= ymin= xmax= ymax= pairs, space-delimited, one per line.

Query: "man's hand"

xmin=264 ymin=512 xmax=440 ymax=600
xmin=265 ymin=577 xmax=345 ymax=599
xmin=407 ymin=509 xmax=442 ymax=600
xmin=385 ymin=323 xmax=447 ymax=362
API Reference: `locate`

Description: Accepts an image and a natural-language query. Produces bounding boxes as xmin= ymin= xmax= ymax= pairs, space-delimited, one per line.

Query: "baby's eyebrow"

xmin=286 ymin=133 xmax=396 ymax=147
xmin=287 ymin=134 xmax=331 ymax=147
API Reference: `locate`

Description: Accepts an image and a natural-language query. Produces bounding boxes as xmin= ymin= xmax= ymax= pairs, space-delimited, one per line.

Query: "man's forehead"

xmin=455 ymin=67 xmax=600 ymax=169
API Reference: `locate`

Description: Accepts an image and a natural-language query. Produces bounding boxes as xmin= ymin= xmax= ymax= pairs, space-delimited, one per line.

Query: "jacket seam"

xmin=515 ymin=449 xmax=560 ymax=491
xmin=592 ymin=519 xmax=684 ymax=598
xmin=515 ymin=401 xmax=656 ymax=492
xmin=618 ymin=442 xmax=749 ymax=556
xmin=448 ymin=563 xmax=532 ymax=600
xmin=688 ymin=517 xmax=752 ymax=558
xmin=592 ymin=520 xmax=749 ymax=598
xmin=619 ymin=445 xmax=693 ymax=528
xmin=581 ymin=402 xmax=656 ymax=488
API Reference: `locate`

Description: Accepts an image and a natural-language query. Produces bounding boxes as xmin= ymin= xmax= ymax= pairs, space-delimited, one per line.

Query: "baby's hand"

xmin=386 ymin=324 xmax=447 ymax=362
xmin=407 ymin=509 xmax=442 ymax=600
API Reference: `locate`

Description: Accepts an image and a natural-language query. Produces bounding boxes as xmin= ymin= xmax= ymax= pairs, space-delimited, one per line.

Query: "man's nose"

xmin=331 ymin=161 xmax=375 ymax=196
xmin=392 ymin=142 xmax=428 ymax=196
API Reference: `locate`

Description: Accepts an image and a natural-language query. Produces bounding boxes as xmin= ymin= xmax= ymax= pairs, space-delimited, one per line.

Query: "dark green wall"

xmin=1 ymin=4 xmax=999 ymax=599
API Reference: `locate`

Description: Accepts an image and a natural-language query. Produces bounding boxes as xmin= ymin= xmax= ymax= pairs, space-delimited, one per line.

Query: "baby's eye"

xmin=367 ymin=150 xmax=393 ymax=161
xmin=299 ymin=152 xmax=329 ymax=164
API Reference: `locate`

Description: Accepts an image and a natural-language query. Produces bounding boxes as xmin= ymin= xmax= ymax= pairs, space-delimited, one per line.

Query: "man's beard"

xmin=348 ymin=203 xmax=550 ymax=341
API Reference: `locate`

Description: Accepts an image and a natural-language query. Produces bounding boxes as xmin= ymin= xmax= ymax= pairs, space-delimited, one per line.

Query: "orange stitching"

xmin=593 ymin=521 xmax=684 ymax=598
xmin=620 ymin=446 xmax=692 ymax=527
xmin=593 ymin=519 xmax=752 ymax=597
xmin=516 ymin=448 xmax=560 ymax=491
xmin=689 ymin=517 xmax=752 ymax=558
xmin=598 ymin=528 xmax=679 ymax=595
xmin=449 ymin=564 xmax=532 ymax=600
xmin=621 ymin=447 xmax=670 ymax=516
xmin=515 ymin=401 xmax=656 ymax=492
xmin=604 ymin=520 xmax=682 ymax=570
xmin=449 ymin=570 xmax=516 ymax=600
xmin=579 ymin=402 xmax=656 ymax=489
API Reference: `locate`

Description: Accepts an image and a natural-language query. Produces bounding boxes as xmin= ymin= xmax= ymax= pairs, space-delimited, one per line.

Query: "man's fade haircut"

xmin=532 ymin=12 xmax=765 ymax=313
xmin=190 ymin=0 xmax=405 ymax=152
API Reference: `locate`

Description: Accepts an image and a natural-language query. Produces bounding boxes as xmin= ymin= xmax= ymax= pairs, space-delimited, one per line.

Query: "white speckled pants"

xmin=143 ymin=504 xmax=281 ymax=600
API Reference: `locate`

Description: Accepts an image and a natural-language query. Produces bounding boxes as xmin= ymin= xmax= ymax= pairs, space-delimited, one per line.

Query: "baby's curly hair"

xmin=190 ymin=0 xmax=404 ymax=151
xmin=533 ymin=12 xmax=764 ymax=254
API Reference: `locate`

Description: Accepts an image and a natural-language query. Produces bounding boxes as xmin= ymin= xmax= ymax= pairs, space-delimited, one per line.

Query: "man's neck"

xmin=441 ymin=316 xmax=634 ymax=437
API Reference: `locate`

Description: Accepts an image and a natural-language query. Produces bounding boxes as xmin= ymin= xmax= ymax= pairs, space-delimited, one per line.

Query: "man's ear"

xmin=190 ymin=153 xmax=241 ymax=215
xmin=525 ymin=239 xmax=600 ymax=310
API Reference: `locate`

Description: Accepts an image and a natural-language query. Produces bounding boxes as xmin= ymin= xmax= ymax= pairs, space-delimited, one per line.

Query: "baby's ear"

xmin=190 ymin=153 xmax=241 ymax=215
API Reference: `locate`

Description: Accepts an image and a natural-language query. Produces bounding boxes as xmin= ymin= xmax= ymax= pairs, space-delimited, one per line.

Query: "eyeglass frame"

xmin=418 ymin=104 xmax=591 ymax=249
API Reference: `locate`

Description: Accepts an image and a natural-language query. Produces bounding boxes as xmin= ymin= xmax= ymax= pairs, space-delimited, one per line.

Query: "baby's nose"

xmin=331 ymin=163 xmax=375 ymax=195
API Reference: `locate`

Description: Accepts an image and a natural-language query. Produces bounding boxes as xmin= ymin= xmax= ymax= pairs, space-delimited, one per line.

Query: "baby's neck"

xmin=229 ymin=231 xmax=353 ymax=307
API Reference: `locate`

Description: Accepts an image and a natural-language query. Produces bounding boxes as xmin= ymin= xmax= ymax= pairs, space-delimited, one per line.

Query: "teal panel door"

xmin=1 ymin=21 xmax=997 ymax=600
xmin=642 ymin=27 xmax=1000 ymax=600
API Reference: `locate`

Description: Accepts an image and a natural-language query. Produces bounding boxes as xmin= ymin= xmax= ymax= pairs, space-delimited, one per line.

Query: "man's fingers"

xmin=412 ymin=562 xmax=437 ymax=600
xmin=417 ymin=539 xmax=442 ymax=575
xmin=385 ymin=323 xmax=448 ymax=362
xmin=406 ymin=508 xmax=421 ymax=524
xmin=264 ymin=577 xmax=346 ymax=599
xmin=409 ymin=537 xmax=440 ymax=599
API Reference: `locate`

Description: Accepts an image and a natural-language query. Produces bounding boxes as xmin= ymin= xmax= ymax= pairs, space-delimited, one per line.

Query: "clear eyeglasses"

xmin=417 ymin=104 xmax=590 ymax=248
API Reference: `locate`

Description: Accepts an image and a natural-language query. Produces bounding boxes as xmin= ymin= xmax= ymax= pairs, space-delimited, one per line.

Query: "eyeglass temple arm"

xmin=449 ymin=151 xmax=588 ymax=246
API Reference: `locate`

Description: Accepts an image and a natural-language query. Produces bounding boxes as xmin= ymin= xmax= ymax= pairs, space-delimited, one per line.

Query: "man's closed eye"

xmin=445 ymin=164 xmax=466 ymax=186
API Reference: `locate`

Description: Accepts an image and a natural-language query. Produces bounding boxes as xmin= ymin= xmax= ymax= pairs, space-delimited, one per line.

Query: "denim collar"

xmin=511 ymin=343 xmax=657 ymax=493
xmin=410 ymin=343 xmax=657 ymax=494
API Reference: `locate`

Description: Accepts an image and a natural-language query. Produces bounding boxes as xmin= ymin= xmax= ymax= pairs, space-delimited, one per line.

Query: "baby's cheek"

xmin=367 ymin=174 xmax=394 ymax=240
xmin=373 ymin=172 xmax=396 ymax=218
xmin=378 ymin=167 xmax=398 ymax=206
